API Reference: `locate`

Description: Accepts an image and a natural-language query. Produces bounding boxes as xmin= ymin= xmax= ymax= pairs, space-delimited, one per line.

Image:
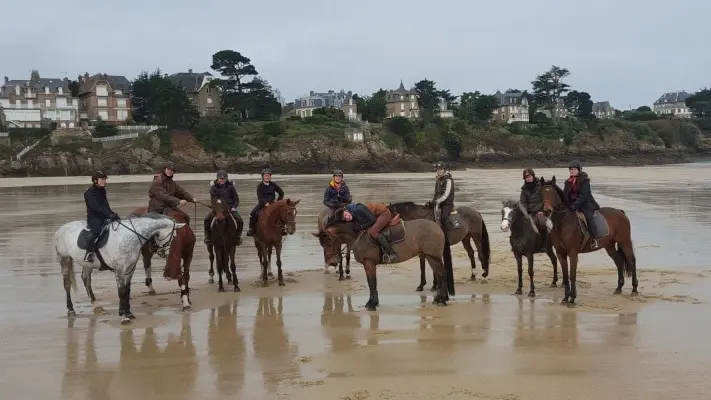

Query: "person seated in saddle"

xmin=83 ymin=171 xmax=120 ymax=263
xmin=322 ymin=169 xmax=352 ymax=214
xmin=519 ymin=168 xmax=550 ymax=240
xmin=563 ymin=160 xmax=602 ymax=249
xmin=148 ymin=161 xmax=197 ymax=222
xmin=424 ymin=161 xmax=455 ymax=233
xmin=204 ymin=170 xmax=242 ymax=245
xmin=246 ymin=168 xmax=285 ymax=236
xmin=329 ymin=202 xmax=398 ymax=263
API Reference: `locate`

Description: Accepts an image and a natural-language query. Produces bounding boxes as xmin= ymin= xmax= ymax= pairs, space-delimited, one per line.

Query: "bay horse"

xmin=539 ymin=176 xmax=638 ymax=306
xmin=388 ymin=202 xmax=491 ymax=290
xmin=207 ymin=207 xmax=243 ymax=287
xmin=317 ymin=207 xmax=352 ymax=280
xmin=131 ymin=206 xmax=196 ymax=311
xmin=500 ymin=199 xmax=558 ymax=297
xmin=252 ymin=198 xmax=301 ymax=286
xmin=206 ymin=198 xmax=240 ymax=292
xmin=54 ymin=214 xmax=185 ymax=324
xmin=311 ymin=217 xmax=455 ymax=311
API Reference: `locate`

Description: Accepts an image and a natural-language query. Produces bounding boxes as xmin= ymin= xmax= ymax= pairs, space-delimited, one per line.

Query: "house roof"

xmin=168 ymin=71 xmax=213 ymax=92
xmin=79 ymin=73 xmax=131 ymax=95
xmin=592 ymin=101 xmax=612 ymax=112
xmin=654 ymin=91 xmax=690 ymax=105
xmin=1 ymin=70 xmax=70 ymax=93
xmin=494 ymin=90 xmax=525 ymax=106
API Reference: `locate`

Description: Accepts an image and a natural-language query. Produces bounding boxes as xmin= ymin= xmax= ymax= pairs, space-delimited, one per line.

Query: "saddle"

xmin=436 ymin=208 xmax=461 ymax=229
xmin=77 ymin=225 xmax=113 ymax=271
xmin=574 ymin=210 xmax=609 ymax=246
xmin=380 ymin=216 xmax=406 ymax=244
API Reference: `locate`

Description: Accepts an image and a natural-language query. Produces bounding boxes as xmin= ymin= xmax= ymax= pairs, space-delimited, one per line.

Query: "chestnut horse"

xmin=539 ymin=177 xmax=638 ymax=306
xmin=206 ymin=198 xmax=240 ymax=292
xmin=131 ymin=207 xmax=196 ymax=311
xmin=252 ymin=198 xmax=301 ymax=286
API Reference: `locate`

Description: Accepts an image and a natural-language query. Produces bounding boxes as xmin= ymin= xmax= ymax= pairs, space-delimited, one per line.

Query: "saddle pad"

xmin=77 ymin=225 xmax=109 ymax=251
xmin=382 ymin=220 xmax=406 ymax=244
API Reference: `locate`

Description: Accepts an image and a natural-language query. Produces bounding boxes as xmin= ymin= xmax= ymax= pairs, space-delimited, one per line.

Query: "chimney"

xmin=188 ymin=68 xmax=193 ymax=74
xmin=4 ymin=77 xmax=8 ymax=83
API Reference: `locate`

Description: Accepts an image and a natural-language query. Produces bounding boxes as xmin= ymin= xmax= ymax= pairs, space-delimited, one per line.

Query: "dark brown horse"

xmin=311 ymin=218 xmax=455 ymax=311
xmin=317 ymin=207 xmax=352 ymax=280
xmin=388 ymin=202 xmax=491 ymax=290
xmin=252 ymin=198 xmax=301 ymax=286
xmin=131 ymin=207 xmax=196 ymax=311
xmin=539 ymin=177 xmax=638 ymax=306
xmin=206 ymin=198 xmax=240 ymax=292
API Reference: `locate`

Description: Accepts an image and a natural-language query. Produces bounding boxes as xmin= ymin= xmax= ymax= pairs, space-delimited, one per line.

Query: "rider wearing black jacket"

xmin=84 ymin=171 xmax=119 ymax=262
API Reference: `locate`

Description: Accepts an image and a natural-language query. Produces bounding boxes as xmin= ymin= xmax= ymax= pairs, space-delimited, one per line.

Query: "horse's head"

xmin=272 ymin=198 xmax=300 ymax=235
xmin=211 ymin=197 xmax=228 ymax=221
xmin=310 ymin=226 xmax=343 ymax=267
xmin=500 ymin=199 xmax=521 ymax=232
xmin=155 ymin=220 xmax=186 ymax=257
xmin=540 ymin=176 xmax=566 ymax=217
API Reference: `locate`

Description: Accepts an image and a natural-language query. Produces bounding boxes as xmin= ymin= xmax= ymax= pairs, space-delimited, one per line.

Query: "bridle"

xmin=270 ymin=204 xmax=297 ymax=231
xmin=111 ymin=218 xmax=177 ymax=258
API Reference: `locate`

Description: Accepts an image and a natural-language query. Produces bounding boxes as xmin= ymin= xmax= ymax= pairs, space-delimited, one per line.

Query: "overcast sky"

xmin=1 ymin=0 xmax=708 ymax=109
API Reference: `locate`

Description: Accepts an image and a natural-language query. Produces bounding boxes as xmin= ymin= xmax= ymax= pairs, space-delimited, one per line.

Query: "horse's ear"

xmin=551 ymin=175 xmax=556 ymax=184
xmin=539 ymin=177 xmax=545 ymax=184
xmin=292 ymin=198 xmax=300 ymax=206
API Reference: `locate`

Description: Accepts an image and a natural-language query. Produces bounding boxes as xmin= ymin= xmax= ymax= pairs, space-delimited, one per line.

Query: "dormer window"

xmin=58 ymin=87 xmax=63 ymax=94
xmin=44 ymin=87 xmax=49 ymax=94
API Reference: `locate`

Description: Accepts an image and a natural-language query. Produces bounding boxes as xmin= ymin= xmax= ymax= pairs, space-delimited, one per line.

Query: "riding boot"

xmin=203 ymin=216 xmax=212 ymax=245
xmin=587 ymin=216 xmax=599 ymax=249
xmin=246 ymin=216 xmax=255 ymax=236
xmin=374 ymin=234 xmax=398 ymax=263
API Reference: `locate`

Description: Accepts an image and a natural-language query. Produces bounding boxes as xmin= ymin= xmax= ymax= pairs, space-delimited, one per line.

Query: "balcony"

xmin=24 ymin=92 xmax=37 ymax=99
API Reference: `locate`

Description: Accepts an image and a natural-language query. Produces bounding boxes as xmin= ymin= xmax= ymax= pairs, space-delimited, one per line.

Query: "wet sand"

xmin=1 ymin=164 xmax=711 ymax=399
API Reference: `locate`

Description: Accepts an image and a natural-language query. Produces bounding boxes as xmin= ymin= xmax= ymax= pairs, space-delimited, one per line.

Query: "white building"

xmin=1 ymin=71 xmax=79 ymax=128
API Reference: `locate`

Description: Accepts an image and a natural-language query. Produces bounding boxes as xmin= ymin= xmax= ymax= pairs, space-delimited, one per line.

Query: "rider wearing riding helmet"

xmin=246 ymin=168 xmax=285 ymax=236
xmin=148 ymin=161 xmax=197 ymax=222
xmin=425 ymin=161 xmax=455 ymax=234
xmin=323 ymin=169 xmax=352 ymax=211
xmin=520 ymin=167 xmax=549 ymax=240
xmin=563 ymin=160 xmax=601 ymax=248
xmin=83 ymin=171 xmax=120 ymax=262
xmin=204 ymin=170 xmax=242 ymax=245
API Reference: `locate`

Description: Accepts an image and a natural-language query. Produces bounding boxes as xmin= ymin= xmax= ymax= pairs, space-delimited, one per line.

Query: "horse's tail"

xmin=480 ymin=218 xmax=491 ymax=269
xmin=443 ymin=235 xmax=455 ymax=296
xmin=616 ymin=242 xmax=635 ymax=278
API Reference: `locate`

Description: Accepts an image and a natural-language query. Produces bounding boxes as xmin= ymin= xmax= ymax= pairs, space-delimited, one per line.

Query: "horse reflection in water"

xmin=61 ymin=317 xmax=113 ymax=400
xmin=208 ymin=300 xmax=246 ymax=397
xmin=252 ymin=297 xmax=302 ymax=394
xmin=321 ymin=293 xmax=361 ymax=353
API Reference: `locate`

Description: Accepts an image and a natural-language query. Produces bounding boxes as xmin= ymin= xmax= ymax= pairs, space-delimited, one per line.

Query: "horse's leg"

xmin=81 ymin=266 xmax=105 ymax=314
xmin=605 ymin=244 xmax=626 ymax=294
xmin=260 ymin=245 xmax=269 ymax=287
xmin=558 ymin=250 xmax=571 ymax=304
xmin=430 ymin=253 xmax=439 ymax=292
xmin=141 ymin=244 xmax=156 ymax=295
xmin=425 ymin=254 xmax=449 ymax=306
xmin=61 ymin=257 xmax=76 ymax=317
xmin=546 ymin=242 xmax=559 ymax=287
xmin=416 ymin=254 xmax=426 ymax=292
xmin=345 ymin=244 xmax=351 ymax=278
xmin=276 ymin=241 xmax=285 ymax=286
xmin=267 ymin=246 xmax=274 ymax=277
xmin=514 ymin=251 xmax=524 ymax=295
xmin=230 ymin=244 xmax=240 ymax=292
xmin=179 ymin=248 xmax=193 ymax=310
xmin=207 ymin=243 xmax=215 ymax=284
xmin=115 ymin=267 xmax=136 ymax=324
xmin=619 ymin=241 xmax=639 ymax=296
xmin=216 ymin=245 xmax=226 ymax=292
xmin=363 ymin=260 xmax=379 ymax=311
xmin=526 ymin=253 xmax=536 ymax=297
xmin=462 ymin=236 xmax=477 ymax=281
xmin=567 ymin=252 xmax=579 ymax=307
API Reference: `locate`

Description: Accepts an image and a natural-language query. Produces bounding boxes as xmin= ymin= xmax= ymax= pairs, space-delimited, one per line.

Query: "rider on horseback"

xmin=323 ymin=169 xmax=352 ymax=211
xmin=204 ymin=170 xmax=242 ymax=245
xmin=83 ymin=171 xmax=120 ymax=262
xmin=425 ymin=161 xmax=455 ymax=234
xmin=330 ymin=202 xmax=398 ymax=263
xmin=520 ymin=168 xmax=549 ymax=242
xmin=246 ymin=168 xmax=285 ymax=236
xmin=148 ymin=162 xmax=197 ymax=221
xmin=563 ymin=160 xmax=601 ymax=249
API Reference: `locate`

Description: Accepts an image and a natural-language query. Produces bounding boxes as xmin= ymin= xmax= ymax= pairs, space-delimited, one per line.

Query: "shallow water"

xmin=1 ymin=164 xmax=710 ymax=399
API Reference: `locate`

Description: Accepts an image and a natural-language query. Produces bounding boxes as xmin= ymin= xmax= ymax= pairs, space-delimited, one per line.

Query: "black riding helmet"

xmin=91 ymin=170 xmax=107 ymax=183
xmin=434 ymin=161 xmax=446 ymax=171
xmin=163 ymin=161 xmax=176 ymax=171
xmin=568 ymin=160 xmax=582 ymax=170
xmin=216 ymin=170 xmax=228 ymax=179
xmin=333 ymin=169 xmax=344 ymax=177
xmin=261 ymin=168 xmax=272 ymax=177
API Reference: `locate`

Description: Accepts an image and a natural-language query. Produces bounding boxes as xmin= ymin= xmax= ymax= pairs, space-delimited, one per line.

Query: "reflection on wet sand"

xmin=62 ymin=317 xmax=113 ymax=400
xmin=208 ymin=300 xmax=246 ymax=397
xmin=321 ymin=293 xmax=360 ymax=352
xmin=252 ymin=297 xmax=301 ymax=394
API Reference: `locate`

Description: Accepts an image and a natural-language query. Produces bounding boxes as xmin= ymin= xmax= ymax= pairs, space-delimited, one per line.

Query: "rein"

xmin=110 ymin=217 xmax=177 ymax=256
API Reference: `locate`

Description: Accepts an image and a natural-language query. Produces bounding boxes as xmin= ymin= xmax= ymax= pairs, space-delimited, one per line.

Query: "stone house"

xmin=0 ymin=70 xmax=79 ymax=128
xmin=77 ymin=73 xmax=132 ymax=125
xmin=168 ymin=69 xmax=220 ymax=116
xmin=653 ymin=91 xmax=692 ymax=118
xmin=492 ymin=90 xmax=529 ymax=123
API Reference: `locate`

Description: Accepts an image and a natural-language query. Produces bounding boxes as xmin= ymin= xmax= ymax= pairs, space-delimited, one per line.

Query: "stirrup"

xmin=84 ymin=253 xmax=94 ymax=262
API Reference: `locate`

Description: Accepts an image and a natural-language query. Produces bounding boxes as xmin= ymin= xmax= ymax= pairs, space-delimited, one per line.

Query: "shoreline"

xmin=2 ymin=150 xmax=709 ymax=185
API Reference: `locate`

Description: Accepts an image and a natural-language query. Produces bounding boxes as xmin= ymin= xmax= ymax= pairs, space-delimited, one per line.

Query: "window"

xmin=58 ymin=87 xmax=63 ymax=94
xmin=96 ymin=85 xmax=108 ymax=96
xmin=98 ymin=110 xmax=109 ymax=121
xmin=15 ymin=85 xmax=20 ymax=95
xmin=206 ymin=97 xmax=212 ymax=104
xmin=97 ymin=97 xmax=108 ymax=107
xmin=15 ymin=100 xmax=20 ymax=108
xmin=44 ymin=87 xmax=49 ymax=94
xmin=45 ymin=99 xmax=51 ymax=107
xmin=114 ymin=90 xmax=122 ymax=95
xmin=116 ymin=98 xmax=127 ymax=108
xmin=27 ymin=100 xmax=33 ymax=108
xmin=117 ymin=109 xmax=129 ymax=121
xmin=56 ymin=97 xmax=67 ymax=107
xmin=400 ymin=103 xmax=404 ymax=110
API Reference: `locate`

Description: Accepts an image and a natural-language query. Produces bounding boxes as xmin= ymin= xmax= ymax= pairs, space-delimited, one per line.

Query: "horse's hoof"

xmin=430 ymin=286 xmax=437 ymax=292
xmin=482 ymin=271 xmax=489 ymax=278
xmin=67 ymin=310 xmax=76 ymax=317
xmin=278 ymin=280 xmax=285 ymax=287
xmin=630 ymin=291 xmax=639 ymax=297
xmin=567 ymin=301 xmax=576 ymax=308
xmin=234 ymin=286 xmax=241 ymax=292
xmin=549 ymin=282 xmax=557 ymax=288
xmin=182 ymin=306 xmax=191 ymax=312
xmin=561 ymin=298 xmax=569 ymax=305
xmin=614 ymin=288 xmax=622 ymax=294
xmin=528 ymin=291 xmax=536 ymax=298
xmin=148 ymin=289 xmax=157 ymax=296
xmin=126 ymin=312 xmax=136 ymax=320
xmin=515 ymin=288 xmax=523 ymax=295
xmin=346 ymin=275 xmax=352 ymax=280
xmin=120 ymin=317 xmax=132 ymax=325
xmin=226 ymin=276 xmax=233 ymax=283
xmin=338 ymin=275 xmax=345 ymax=281
xmin=218 ymin=287 xmax=225 ymax=293
xmin=268 ymin=272 xmax=274 ymax=277
xmin=416 ymin=286 xmax=424 ymax=292
xmin=469 ymin=276 xmax=476 ymax=281
xmin=208 ymin=278 xmax=214 ymax=284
